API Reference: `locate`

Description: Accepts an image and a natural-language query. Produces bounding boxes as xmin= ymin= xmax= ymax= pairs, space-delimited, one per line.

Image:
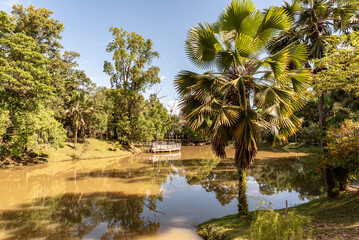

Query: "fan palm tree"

xmin=175 ymin=0 xmax=310 ymax=170
xmin=269 ymin=0 xmax=359 ymax=150
xmin=67 ymin=91 xmax=93 ymax=148
xmin=269 ymin=0 xmax=358 ymax=197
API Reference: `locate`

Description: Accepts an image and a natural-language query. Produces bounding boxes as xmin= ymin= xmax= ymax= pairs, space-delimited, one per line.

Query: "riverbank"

xmin=0 ymin=139 xmax=135 ymax=167
xmin=197 ymin=190 xmax=359 ymax=239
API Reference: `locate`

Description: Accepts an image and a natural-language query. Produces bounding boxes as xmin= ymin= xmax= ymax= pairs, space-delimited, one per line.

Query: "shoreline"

xmin=197 ymin=190 xmax=359 ymax=240
xmin=0 ymin=138 xmax=137 ymax=168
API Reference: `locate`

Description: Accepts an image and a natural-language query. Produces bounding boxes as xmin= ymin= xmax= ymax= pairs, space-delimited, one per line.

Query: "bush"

xmin=250 ymin=210 xmax=311 ymax=240
xmin=326 ymin=119 xmax=359 ymax=190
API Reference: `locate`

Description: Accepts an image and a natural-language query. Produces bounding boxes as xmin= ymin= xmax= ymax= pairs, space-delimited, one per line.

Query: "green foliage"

xmin=0 ymin=11 xmax=53 ymax=111
xmin=250 ymin=210 xmax=311 ymax=240
xmin=176 ymin=0 xmax=310 ymax=169
xmin=67 ymin=91 xmax=94 ymax=148
xmin=10 ymin=106 xmax=67 ymax=154
xmin=104 ymin=27 xmax=165 ymax=144
xmin=0 ymin=109 xmax=10 ymax=140
xmin=272 ymin=0 xmax=359 ymax=61
xmin=0 ymin=10 xmax=67 ymax=157
xmin=0 ymin=7 xmax=87 ymax=158
xmin=83 ymin=87 xmax=111 ymax=138
xmin=314 ymin=31 xmax=359 ymax=96
xmin=104 ymin=27 xmax=160 ymax=90
xmin=198 ymin=192 xmax=359 ymax=239
xmin=326 ymin=119 xmax=359 ymax=188
xmin=11 ymin=4 xmax=64 ymax=55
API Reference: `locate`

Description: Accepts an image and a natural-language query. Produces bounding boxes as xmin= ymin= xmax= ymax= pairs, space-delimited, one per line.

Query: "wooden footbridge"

xmin=135 ymin=141 xmax=181 ymax=153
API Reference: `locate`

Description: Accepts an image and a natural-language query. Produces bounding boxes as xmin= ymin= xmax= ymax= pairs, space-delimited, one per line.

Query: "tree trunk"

xmin=318 ymin=93 xmax=326 ymax=152
xmin=325 ymin=166 xmax=339 ymax=198
xmin=113 ymin=112 xmax=118 ymax=140
xmin=74 ymin=118 xmax=78 ymax=149
xmin=238 ymin=169 xmax=249 ymax=216
xmin=334 ymin=167 xmax=349 ymax=191
xmin=318 ymin=93 xmax=338 ymax=197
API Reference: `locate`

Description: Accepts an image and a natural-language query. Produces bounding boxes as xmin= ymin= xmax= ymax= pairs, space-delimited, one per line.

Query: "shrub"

xmin=250 ymin=210 xmax=311 ymax=240
xmin=326 ymin=119 xmax=359 ymax=190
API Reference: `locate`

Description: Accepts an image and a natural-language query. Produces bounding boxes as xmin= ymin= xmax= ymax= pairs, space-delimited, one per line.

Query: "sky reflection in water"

xmin=0 ymin=146 xmax=325 ymax=239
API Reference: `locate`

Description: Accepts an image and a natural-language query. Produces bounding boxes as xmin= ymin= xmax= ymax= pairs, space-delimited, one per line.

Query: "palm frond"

xmin=185 ymin=23 xmax=221 ymax=70
xmin=218 ymin=0 xmax=259 ymax=36
xmin=256 ymin=6 xmax=292 ymax=45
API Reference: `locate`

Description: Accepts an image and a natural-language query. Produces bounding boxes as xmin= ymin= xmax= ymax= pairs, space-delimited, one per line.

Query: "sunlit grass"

xmin=198 ymin=190 xmax=359 ymax=239
xmin=43 ymin=138 xmax=133 ymax=162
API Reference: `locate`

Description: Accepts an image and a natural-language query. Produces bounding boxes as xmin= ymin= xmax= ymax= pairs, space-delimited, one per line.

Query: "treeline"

xmin=0 ymin=5 xmax=200 ymax=160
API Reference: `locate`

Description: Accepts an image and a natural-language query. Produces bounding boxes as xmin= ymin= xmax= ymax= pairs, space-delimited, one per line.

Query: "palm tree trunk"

xmin=238 ymin=169 xmax=248 ymax=216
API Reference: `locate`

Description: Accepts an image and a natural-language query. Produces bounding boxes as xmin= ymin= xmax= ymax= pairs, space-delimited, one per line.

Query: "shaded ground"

xmin=198 ymin=190 xmax=359 ymax=240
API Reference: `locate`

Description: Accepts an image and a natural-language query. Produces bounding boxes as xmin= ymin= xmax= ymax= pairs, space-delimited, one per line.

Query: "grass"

xmin=197 ymin=190 xmax=359 ymax=240
xmin=257 ymin=142 xmax=321 ymax=154
xmin=0 ymin=139 xmax=135 ymax=168
xmin=43 ymin=138 xmax=134 ymax=162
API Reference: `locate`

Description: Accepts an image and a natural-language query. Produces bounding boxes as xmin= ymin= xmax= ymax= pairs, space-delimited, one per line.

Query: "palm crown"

xmin=175 ymin=0 xmax=310 ymax=169
xmin=271 ymin=0 xmax=359 ymax=60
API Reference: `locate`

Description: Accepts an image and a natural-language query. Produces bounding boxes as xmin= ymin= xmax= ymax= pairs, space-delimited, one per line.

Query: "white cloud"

xmin=160 ymin=76 xmax=166 ymax=81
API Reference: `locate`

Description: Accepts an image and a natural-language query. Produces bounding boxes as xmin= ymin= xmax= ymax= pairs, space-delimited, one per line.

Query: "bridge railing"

xmin=134 ymin=141 xmax=181 ymax=152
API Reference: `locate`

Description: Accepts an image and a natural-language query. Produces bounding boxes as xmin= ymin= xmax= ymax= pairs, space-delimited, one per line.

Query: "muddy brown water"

xmin=0 ymin=146 xmax=325 ymax=239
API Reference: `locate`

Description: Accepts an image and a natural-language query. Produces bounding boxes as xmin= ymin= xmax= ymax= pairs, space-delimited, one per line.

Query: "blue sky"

xmin=1 ymin=0 xmax=283 ymax=109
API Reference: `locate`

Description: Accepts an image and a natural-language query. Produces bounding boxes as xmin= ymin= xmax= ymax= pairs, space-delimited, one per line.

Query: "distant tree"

xmin=67 ymin=91 xmax=93 ymax=148
xmin=103 ymin=27 xmax=161 ymax=144
xmin=144 ymin=94 xmax=172 ymax=140
xmin=11 ymin=4 xmax=64 ymax=55
xmin=83 ymin=87 xmax=112 ymax=139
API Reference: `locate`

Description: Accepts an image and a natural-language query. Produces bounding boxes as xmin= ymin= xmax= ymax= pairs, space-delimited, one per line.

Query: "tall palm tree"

xmin=270 ymin=0 xmax=359 ymax=151
xmin=67 ymin=91 xmax=93 ymax=148
xmin=175 ymin=0 xmax=310 ymax=170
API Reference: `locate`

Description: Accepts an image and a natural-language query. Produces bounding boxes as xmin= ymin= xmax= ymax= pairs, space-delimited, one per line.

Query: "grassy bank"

xmin=198 ymin=190 xmax=359 ymax=240
xmin=43 ymin=138 xmax=135 ymax=162
xmin=1 ymin=139 xmax=135 ymax=167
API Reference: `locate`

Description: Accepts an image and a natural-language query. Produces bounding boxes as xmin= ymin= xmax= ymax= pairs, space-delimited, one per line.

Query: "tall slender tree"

xmin=67 ymin=91 xmax=93 ymax=148
xmin=103 ymin=27 xmax=160 ymax=143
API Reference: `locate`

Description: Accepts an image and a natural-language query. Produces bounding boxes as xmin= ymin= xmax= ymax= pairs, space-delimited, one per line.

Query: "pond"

xmin=0 ymin=146 xmax=325 ymax=239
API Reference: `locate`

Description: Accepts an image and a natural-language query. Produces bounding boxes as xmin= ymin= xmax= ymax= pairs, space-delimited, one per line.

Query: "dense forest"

xmin=0 ymin=5 xmax=204 ymax=159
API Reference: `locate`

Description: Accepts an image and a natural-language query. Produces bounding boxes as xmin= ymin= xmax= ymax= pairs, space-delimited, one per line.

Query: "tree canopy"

xmin=175 ymin=0 xmax=310 ymax=169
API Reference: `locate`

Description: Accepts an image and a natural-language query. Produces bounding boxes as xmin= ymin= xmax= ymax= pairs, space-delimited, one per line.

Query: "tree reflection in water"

xmin=0 ymin=153 xmax=325 ymax=239
xmin=248 ymin=158 xmax=325 ymax=201
xmin=170 ymin=156 xmax=324 ymax=214
xmin=0 ymin=192 xmax=162 ymax=239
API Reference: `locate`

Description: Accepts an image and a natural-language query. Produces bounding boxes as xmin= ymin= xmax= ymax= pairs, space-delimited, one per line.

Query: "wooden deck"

xmin=151 ymin=142 xmax=181 ymax=153
xmin=135 ymin=141 xmax=181 ymax=153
